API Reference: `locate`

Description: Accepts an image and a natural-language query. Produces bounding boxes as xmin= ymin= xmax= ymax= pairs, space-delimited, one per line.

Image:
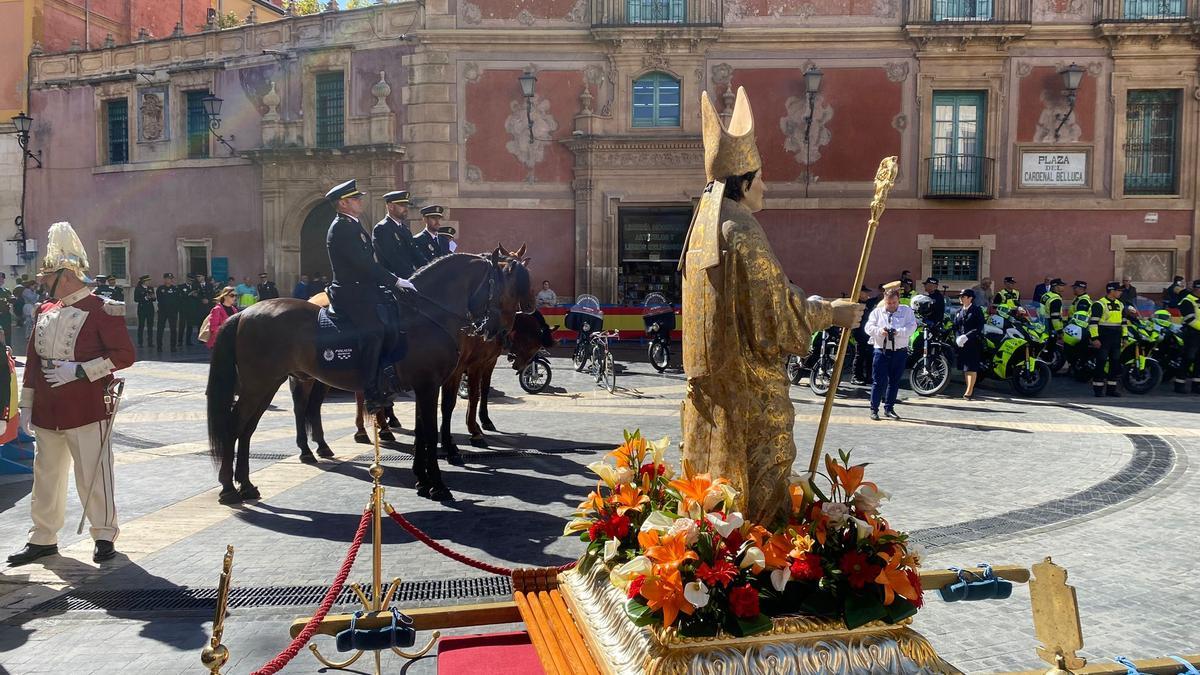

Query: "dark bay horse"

xmin=207 ymin=253 xmax=504 ymax=504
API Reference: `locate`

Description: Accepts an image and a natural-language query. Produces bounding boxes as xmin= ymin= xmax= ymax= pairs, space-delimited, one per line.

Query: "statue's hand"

xmin=831 ymin=299 xmax=864 ymax=329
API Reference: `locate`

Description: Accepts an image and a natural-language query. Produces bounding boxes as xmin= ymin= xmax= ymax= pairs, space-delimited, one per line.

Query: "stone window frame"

xmin=94 ymin=80 xmax=135 ymax=166
xmin=631 ymin=70 xmax=683 ymax=129
xmin=177 ymin=237 xmax=213 ymax=278
xmin=1110 ymin=235 xmax=1192 ymax=289
xmin=915 ymin=71 xmax=1005 ymax=198
xmin=626 ymin=67 xmax=686 ymax=133
xmin=97 ymin=239 xmax=131 ymax=285
xmin=917 ymin=233 xmax=996 ymax=287
xmin=1111 ymin=67 xmax=1196 ymax=201
xmin=301 ymin=49 xmax=352 ymax=149
xmin=169 ymin=70 xmax=218 ymax=161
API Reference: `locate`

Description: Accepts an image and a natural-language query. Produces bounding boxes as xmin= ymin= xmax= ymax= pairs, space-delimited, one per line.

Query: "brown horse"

xmin=207 ymin=252 xmax=504 ymax=504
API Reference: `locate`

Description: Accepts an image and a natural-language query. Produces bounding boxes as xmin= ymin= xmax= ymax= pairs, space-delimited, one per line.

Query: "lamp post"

xmin=1053 ymin=63 xmax=1085 ymax=142
xmin=802 ymin=66 xmax=823 ymax=198
xmin=201 ymin=94 xmax=237 ymax=154
xmin=11 ymin=111 xmax=42 ymax=263
xmin=518 ymin=68 xmax=537 ymax=145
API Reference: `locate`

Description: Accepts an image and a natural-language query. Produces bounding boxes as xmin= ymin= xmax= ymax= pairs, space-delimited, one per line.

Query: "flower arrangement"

xmin=564 ymin=431 xmax=924 ymax=637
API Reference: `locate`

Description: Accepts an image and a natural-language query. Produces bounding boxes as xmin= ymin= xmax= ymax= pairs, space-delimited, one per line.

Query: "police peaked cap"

xmin=438 ymin=226 xmax=456 ymax=238
xmin=1106 ymin=281 xmax=1121 ymax=292
xmin=1192 ymin=279 xmax=1200 ymax=289
xmin=1048 ymin=278 xmax=1065 ymax=286
xmin=1003 ymin=276 xmax=1016 ymax=284
xmin=94 ymin=274 xmax=107 ymax=281
xmin=923 ymin=277 xmax=939 ymax=285
xmin=138 ymin=274 xmax=151 ymax=282
xmin=959 ymin=288 xmax=975 ymax=298
xmin=325 ymin=179 xmax=363 ymax=201
xmin=1072 ymin=280 xmax=1087 ymax=289
xmin=421 ymin=204 xmax=446 ymax=218
xmin=163 ymin=272 xmax=175 ymax=279
xmin=383 ymin=190 xmax=410 ymax=204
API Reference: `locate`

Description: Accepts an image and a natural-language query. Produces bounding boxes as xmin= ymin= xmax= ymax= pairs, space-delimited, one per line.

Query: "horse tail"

xmin=207 ymin=312 xmax=242 ymax=467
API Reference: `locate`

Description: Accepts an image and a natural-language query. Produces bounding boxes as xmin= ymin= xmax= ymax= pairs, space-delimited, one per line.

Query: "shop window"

xmin=105 ymin=99 xmax=129 ymax=164
xmin=618 ymin=207 xmax=690 ymax=305
xmin=632 ymin=72 xmax=681 ymax=128
xmin=316 ymin=71 xmax=345 ymax=148
xmin=931 ymin=249 xmax=980 ymax=281
xmin=1124 ymin=89 xmax=1180 ymax=196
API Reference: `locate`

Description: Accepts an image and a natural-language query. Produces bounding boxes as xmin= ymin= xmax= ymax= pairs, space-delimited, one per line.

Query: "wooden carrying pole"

xmin=807 ymin=156 xmax=899 ymax=474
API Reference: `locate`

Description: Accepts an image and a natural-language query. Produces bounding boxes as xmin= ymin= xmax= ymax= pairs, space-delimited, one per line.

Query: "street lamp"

xmin=201 ymin=94 xmax=236 ymax=154
xmin=11 ymin=112 xmax=41 ymax=168
xmin=1053 ymin=63 xmax=1085 ymax=142
xmin=10 ymin=111 xmax=42 ymax=264
xmin=518 ymin=68 xmax=537 ymax=145
xmin=802 ymin=66 xmax=823 ymax=197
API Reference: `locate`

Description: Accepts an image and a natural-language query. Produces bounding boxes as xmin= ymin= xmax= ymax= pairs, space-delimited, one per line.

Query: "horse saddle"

xmin=316 ymin=303 xmax=408 ymax=374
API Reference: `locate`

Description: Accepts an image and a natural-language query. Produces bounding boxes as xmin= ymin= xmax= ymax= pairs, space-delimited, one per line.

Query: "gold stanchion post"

xmin=200 ymin=545 xmax=235 ymax=675
xmin=807 ymin=156 xmax=900 ymax=474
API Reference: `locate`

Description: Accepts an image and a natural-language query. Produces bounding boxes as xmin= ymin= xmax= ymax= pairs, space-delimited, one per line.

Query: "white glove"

xmin=18 ymin=410 xmax=32 ymax=437
xmin=395 ymin=277 xmax=416 ymax=292
xmin=43 ymin=360 xmax=83 ymax=388
xmin=955 ymin=334 xmax=968 ymax=348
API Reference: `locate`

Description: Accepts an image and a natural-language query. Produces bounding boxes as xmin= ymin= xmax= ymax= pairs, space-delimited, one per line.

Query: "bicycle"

xmin=586 ymin=330 xmax=620 ymax=393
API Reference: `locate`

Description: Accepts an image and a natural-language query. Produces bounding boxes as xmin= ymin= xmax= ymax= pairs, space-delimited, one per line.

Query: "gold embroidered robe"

xmin=681 ymin=197 xmax=834 ymax=525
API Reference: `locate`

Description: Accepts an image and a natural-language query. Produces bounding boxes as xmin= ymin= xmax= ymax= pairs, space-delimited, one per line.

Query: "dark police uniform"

xmin=93 ymin=276 xmax=116 ymax=301
xmin=1178 ymin=282 xmax=1200 ymax=394
xmin=155 ymin=274 xmax=183 ymax=352
xmin=257 ymin=276 xmax=280 ymax=301
xmin=1088 ymin=282 xmax=1126 ymax=397
xmin=134 ymin=275 xmax=155 ymax=347
xmin=180 ymin=275 xmax=203 ymax=346
xmin=412 ymin=204 xmax=452 ymax=266
xmin=923 ymin=277 xmax=946 ymax=323
xmin=373 ymin=191 xmax=424 ymax=279
xmin=325 ymin=180 xmax=401 ymax=411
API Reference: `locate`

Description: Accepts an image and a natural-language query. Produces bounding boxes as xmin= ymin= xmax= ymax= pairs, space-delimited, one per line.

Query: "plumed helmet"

xmin=909 ymin=294 xmax=935 ymax=318
xmin=40 ymin=221 xmax=91 ymax=281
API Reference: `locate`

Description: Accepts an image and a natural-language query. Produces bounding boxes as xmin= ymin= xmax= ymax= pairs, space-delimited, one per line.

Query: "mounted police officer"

xmin=412 ymin=204 xmax=452 ymax=266
xmin=325 ymin=179 xmax=416 ymax=414
xmin=1089 ymin=281 xmax=1126 ymax=397
xmin=373 ymin=190 xmax=424 ymax=278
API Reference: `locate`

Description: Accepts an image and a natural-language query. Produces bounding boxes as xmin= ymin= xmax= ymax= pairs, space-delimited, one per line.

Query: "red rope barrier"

xmin=387 ymin=509 xmax=576 ymax=576
xmin=251 ymin=507 xmax=373 ymax=675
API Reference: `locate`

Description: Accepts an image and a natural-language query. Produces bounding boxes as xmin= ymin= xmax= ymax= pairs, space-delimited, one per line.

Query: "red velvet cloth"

xmin=437 ymin=631 xmax=545 ymax=675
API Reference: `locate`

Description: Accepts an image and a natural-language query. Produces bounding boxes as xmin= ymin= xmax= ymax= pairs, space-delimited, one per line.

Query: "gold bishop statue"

xmin=680 ymin=87 xmax=863 ymax=525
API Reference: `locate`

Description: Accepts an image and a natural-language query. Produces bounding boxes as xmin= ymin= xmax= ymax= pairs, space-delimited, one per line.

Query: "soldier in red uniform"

xmin=7 ymin=222 xmax=136 ymax=566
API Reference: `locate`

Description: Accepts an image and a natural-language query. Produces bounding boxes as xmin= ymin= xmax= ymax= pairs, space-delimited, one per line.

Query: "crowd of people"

xmin=128 ymin=272 xmax=279 ymax=352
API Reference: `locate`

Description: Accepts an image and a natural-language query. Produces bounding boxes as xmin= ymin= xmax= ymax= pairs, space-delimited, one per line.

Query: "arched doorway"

xmin=300 ymin=201 xmax=336 ymax=282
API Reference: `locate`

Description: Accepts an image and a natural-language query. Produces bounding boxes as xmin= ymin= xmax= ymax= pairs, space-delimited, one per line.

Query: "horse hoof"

xmin=316 ymin=447 xmax=336 ymax=459
xmin=469 ymin=437 xmax=488 ymax=449
xmin=481 ymin=420 xmax=497 ymax=432
xmin=239 ymin=485 xmax=261 ymax=501
xmin=299 ymin=452 xmax=318 ymax=465
xmin=218 ymin=488 xmax=242 ymax=505
xmin=447 ymin=452 xmax=466 ymax=466
xmin=354 ymin=432 xmax=370 ymax=444
xmin=416 ymin=484 xmax=432 ymax=499
xmin=429 ymin=486 xmax=454 ymax=502
xmin=380 ymin=430 xmax=396 ymax=443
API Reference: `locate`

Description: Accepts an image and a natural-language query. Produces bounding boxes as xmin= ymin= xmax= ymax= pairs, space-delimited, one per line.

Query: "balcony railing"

xmin=1096 ymin=0 xmax=1191 ymax=21
xmin=592 ymin=0 xmax=724 ymax=27
xmin=924 ymin=155 xmax=995 ymax=199
xmin=905 ymin=0 xmax=1031 ymax=23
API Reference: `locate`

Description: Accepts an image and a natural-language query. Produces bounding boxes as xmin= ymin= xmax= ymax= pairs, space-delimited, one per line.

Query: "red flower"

xmin=906 ymin=569 xmax=924 ymax=608
xmin=627 ymin=575 xmax=646 ymax=599
xmin=839 ymin=551 xmax=882 ymax=590
xmin=604 ymin=514 xmax=631 ymax=540
xmin=639 ymin=462 xmax=665 ymax=478
xmin=727 ymin=584 xmax=760 ymax=619
xmin=587 ymin=521 xmax=603 ymax=542
xmin=723 ymin=528 xmax=744 ymax=550
xmin=695 ymin=559 xmax=739 ymax=588
xmin=789 ymin=553 xmax=824 ymax=582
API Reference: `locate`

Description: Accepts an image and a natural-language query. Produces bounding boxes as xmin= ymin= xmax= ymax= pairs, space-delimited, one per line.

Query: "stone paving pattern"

xmin=0 ymin=339 xmax=1197 ymax=674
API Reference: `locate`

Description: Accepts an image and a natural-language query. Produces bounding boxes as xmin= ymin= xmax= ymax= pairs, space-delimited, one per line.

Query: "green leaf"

xmin=625 ymin=598 xmax=658 ymax=627
xmin=838 ymin=449 xmax=850 ymax=466
xmin=843 ymin=592 xmax=886 ymax=630
xmin=799 ymin=588 xmax=838 ymax=617
xmin=695 ymin=532 xmax=714 ymax=563
xmin=884 ymin=597 xmax=918 ymax=624
xmin=810 ymin=481 xmax=831 ymax=504
xmin=579 ymin=531 xmax=591 ymax=542
xmin=734 ymin=614 xmax=773 ymax=637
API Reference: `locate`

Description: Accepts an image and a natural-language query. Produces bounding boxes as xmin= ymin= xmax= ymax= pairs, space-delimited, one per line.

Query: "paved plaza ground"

xmin=0 ymin=337 xmax=1197 ymax=674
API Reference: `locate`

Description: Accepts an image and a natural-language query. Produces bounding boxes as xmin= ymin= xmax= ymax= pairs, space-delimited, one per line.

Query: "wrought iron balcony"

xmin=591 ymin=0 xmax=724 ymax=27
xmin=904 ymin=0 xmax=1031 ymax=23
xmin=1096 ymin=0 xmax=1191 ymax=22
xmin=923 ymin=155 xmax=995 ymax=199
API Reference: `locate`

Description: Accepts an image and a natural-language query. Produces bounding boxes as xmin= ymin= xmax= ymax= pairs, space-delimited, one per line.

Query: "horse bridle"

xmin=402 ymin=255 xmax=503 ymax=341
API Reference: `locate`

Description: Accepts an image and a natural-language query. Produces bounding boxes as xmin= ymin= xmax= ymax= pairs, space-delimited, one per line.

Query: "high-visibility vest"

xmin=1088 ymin=297 xmax=1123 ymax=338
xmin=1180 ymin=294 xmax=1200 ymax=331
xmin=1071 ymin=294 xmax=1092 ymax=315
xmin=1038 ymin=291 xmax=1062 ymax=320
xmin=996 ymin=288 xmax=1019 ymax=307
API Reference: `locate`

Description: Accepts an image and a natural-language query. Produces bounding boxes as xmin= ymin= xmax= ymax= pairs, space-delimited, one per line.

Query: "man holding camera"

xmin=865 ymin=286 xmax=917 ymax=420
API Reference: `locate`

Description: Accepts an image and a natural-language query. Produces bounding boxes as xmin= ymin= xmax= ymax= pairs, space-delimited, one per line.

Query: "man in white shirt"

xmin=865 ymin=287 xmax=917 ymax=420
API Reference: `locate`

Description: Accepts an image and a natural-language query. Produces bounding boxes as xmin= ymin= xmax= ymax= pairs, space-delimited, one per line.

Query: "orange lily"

xmin=640 ymin=568 xmax=694 ymax=627
xmin=611 ymin=484 xmax=649 ymax=515
xmin=644 ymin=532 xmax=698 ymax=571
xmin=789 ymin=532 xmax=815 ymax=558
xmin=874 ymin=551 xmax=919 ymax=606
xmin=745 ymin=525 xmax=789 ymax=570
xmin=808 ymin=504 xmax=830 ymax=546
xmin=669 ymin=471 xmax=721 ymax=515
xmin=608 ymin=435 xmax=648 ymax=469
xmin=577 ymin=487 xmax=607 ymax=515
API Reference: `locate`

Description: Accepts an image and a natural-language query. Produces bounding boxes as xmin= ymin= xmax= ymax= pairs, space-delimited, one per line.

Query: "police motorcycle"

xmin=1150 ymin=309 xmax=1187 ymax=384
xmin=1060 ymin=310 xmax=1095 ymax=381
xmin=906 ymin=294 xmax=955 ymax=397
xmin=518 ymin=347 xmax=554 ymax=394
xmin=807 ymin=326 xmax=844 ymax=396
xmin=980 ymin=305 xmax=1053 ymax=396
xmin=1063 ymin=308 xmax=1165 ymax=394
xmin=786 ymin=331 xmax=824 ymax=386
xmin=642 ymin=293 xmax=676 ymax=373
xmin=567 ymin=294 xmax=604 ymax=371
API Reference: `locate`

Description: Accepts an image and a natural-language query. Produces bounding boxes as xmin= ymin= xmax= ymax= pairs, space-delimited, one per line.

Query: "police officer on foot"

xmin=1089 ymin=281 xmax=1127 ymax=397
xmin=1176 ymin=279 xmax=1200 ymax=394
xmin=373 ymin=190 xmax=424 ymax=278
xmin=1040 ymin=278 xmax=1067 ymax=336
xmin=413 ymin=205 xmax=452 ymax=266
xmin=7 ymin=222 xmax=136 ymax=566
xmin=155 ymin=273 xmax=182 ymax=353
xmin=1070 ymin=281 xmax=1092 ymax=315
xmin=921 ymin=277 xmax=946 ymax=320
xmin=325 ymin=180 xmax=417 ymax=414
xmin=134 ymin=274 xmax=155 ymax=348
xmin=994 ymin=276 xmax=1019 ymax=308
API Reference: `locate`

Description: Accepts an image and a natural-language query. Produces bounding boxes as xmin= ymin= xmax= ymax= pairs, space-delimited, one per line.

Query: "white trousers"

xmin=28 ymin=420 xmax=119 ymax=545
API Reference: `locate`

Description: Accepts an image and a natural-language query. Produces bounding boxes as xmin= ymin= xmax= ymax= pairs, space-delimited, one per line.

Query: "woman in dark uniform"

xmin=954 ymin=288 xmax=985 ymax=400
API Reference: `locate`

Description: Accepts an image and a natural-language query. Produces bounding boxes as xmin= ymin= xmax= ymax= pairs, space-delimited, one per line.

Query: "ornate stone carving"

xmin=579 ymin=86 xmax=593 ymax=115
xmin=589 ymin=150 xmax=701 ymax=168
xmin=567 ymin=0 xmax=588 ymax=23
xmin=505 ymin=94 xmax=559 ymax=169
xmin=781 ymin=95 xmax=832 ymax=166
xmin=885 ymin=62 xmax=910 ymax=83
xmin=1033 ymin=90 xmax=1081 ymax=143
xmin=585 ymin=64 xmax=607 ymax=86
xmin=462 ymin=120 xmax=476 ymax=142
xmin=711 ymin=63 xmax=733 ymax=86
xmin=466 ymin=165 xmax=483 ymax=183
xmin=1016 ymin=62 xmax=1034 ymax=78
xmin=461 ymin=2 xmax=482 ymax=25
xmin=371 ymin=71 xmax=391 ymax=113
xmin=517 ymin=9 xmax=536 ymax=25
xmin=892 ymin=113 xmax=907 ymax=132
xmin=1032 ymin=0 xmax=1087 ymax=21
xmin=643 ymin=52 xmax=670 ymax=70
xmin=463 ymin=62 xmax=481 ymax=83
xmin=138 ymin=89 xmax=167 ymax=142
xmin=262 ymin=81 xmax=281 ymax=120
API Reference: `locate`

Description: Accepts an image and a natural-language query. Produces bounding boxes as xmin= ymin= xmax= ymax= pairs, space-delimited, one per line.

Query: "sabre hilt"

xmin=104 ymin=378 xmax=125 ymax=417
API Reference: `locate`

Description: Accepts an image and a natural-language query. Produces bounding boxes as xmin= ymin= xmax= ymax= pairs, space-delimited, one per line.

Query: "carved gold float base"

xmin=559 ymin=564 xmax=962 ymax=675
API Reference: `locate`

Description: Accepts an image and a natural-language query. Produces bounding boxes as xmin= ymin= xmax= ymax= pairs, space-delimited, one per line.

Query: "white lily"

xmin=604 ymin=538 xmax=621 ymax=562
xmin=702 ymin=487 xmax=725 ymax=512
xmin=639 ymin=510 xmax=675 ymax=533
xmin=740 ymin=546 xmax=766 ymax=571
xmin=562 ymin=517 xmax=591 ymax=536
xmin=705 ymin=511 xmax=744 ymax=538
xmin=906 ymin=543 xmax=927 ymax=568
xmin=717 ymin=483 xmax=739 ymax=512
xmin=790 ymin=472 xmax=817 ymax=503
xmin=770 ymin=566 xmax=792 ymax=592
xmin=587 ymin=461 xmax=619 ymax=488
xmin=609 ymin=555 xmax=652 ymax=592
xmin=851 ymin=517 xmax=873 ymax=543
xmin=683 ymin=581 xmax=711 ymax=609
